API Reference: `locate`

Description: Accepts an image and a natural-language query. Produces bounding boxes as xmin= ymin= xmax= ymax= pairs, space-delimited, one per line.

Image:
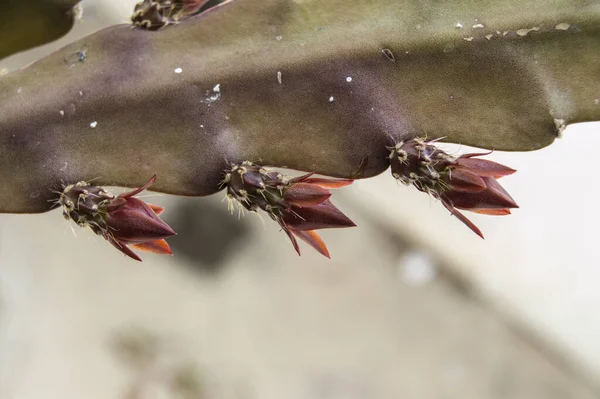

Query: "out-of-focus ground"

xmin=0 ymin=195 xmax=597 ymax=399
xmin=2 ymin=1 xmax=600 ymax=398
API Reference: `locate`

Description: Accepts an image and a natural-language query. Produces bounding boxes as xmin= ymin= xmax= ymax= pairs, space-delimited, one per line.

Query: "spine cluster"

xmin=131 ymin=0 xmax=206 ymax=30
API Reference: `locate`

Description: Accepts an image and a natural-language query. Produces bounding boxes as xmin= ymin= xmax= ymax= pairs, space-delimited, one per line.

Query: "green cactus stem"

xmin=0 ymin=0 xmax=82 ymax=60
xmin=1 ymin=0 xmax=599 ymax=214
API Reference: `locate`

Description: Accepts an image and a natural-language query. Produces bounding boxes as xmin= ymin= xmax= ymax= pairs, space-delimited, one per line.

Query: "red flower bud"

xmin=59 ymin=175 xmax=176 ymax=261
xmin=224 ymin=162 xmax=355 ymax=258
xmin=389 ymin=139 xmax=518 ymax=238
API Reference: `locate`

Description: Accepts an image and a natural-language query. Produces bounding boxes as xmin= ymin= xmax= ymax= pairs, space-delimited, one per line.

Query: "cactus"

xmin=1 ymin=0 xmax=599 ymax=259
xmin=0 ymin=0 xmax=82 ymax=59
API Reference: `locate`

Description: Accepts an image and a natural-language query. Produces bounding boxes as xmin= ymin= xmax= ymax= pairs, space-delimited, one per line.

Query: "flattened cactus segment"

xmin=1 ymin=0 xmax=600 ymax=214
xmin=0 ymin=0 xmax=82 ymax=59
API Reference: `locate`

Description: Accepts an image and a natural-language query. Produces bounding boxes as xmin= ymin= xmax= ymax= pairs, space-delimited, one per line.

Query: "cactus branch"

xmin=0 ymin=0 xmax=82 ymax=59
xmin=1 ymin=0 xmax=600 ymax=215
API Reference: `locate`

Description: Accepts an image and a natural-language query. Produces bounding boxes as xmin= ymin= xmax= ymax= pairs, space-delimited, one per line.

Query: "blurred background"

xmin=1 ymin=1 xmax=600 ymax=398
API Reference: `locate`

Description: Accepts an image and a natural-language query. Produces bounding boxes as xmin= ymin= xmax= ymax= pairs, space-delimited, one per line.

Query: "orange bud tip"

xmin=292 ymin=229 xmax=331 ymax=258
xmin=302 ymin=178 xmax=354 ymax=189
xmin=131 ymin=239 xmax=173 ymax=255
xmin=148 ymin=204 xmax=164 ymax=215
xmin=471 ymin=208 xmax=512 ymax=215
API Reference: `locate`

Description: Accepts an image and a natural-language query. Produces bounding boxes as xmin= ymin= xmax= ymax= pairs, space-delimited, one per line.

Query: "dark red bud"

xmin=445 ymin=176 xmax=518 ymax=211
xmin=105 ymin=197 xmax=176 ymax=242
xmin=284 ymin=200 xmax=357 ymax=231
xmin=224 ymin=162 xmax=355 ymax=257
xmin=59 ymin=175 xmax=176 ymax=261
xmin=301 ymin=178 xmax=354 ymax=189
xmin=284 ymin=183 xmax=331 ymax=207
xmin=447 ymin=168 xmax=487 ymax=193
xmin=454 ymin=156 xmax=516 ymax=178
xmin=389 ymin=138 xmax=518 ymax=238
xmin=290 ymin=229 xmax=331 ymax=258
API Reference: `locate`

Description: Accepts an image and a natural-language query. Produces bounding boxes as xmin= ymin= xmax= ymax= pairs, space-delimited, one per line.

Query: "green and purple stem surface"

xmin=0 ymin=0 xmax=82 ymax=59
xmin=1 ymin=0 xmax=599 ymax=252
